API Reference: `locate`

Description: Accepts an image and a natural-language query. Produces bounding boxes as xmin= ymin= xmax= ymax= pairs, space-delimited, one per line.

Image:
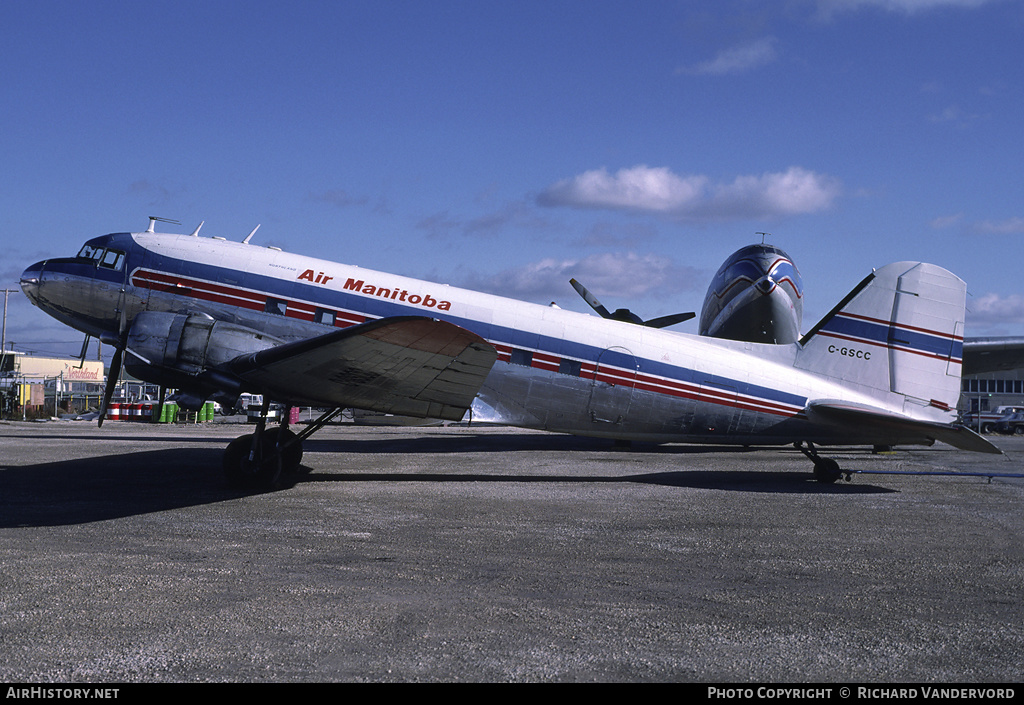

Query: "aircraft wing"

xmin=228 ymin=316 xmax=497 ymax=421
xmin=805 ymin=399 xmax=1002 ymax=454
xmin=963 ymin=336 xmax=1024 ymax=375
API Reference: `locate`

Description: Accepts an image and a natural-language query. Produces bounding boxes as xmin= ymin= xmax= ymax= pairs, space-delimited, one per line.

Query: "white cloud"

xmin=538 ymin=165 xmax=840 ymax=221
xmin=539 ymin=166 xmax=708 ymax=213
xmin=929 ymin=213 xmax=964 ymax=229
xmin=815 ymin=0 xmax=997 ymax=16
xmin=678 ymin=37 xmax=779 ymax=76
xmin=967 ymin=293 xmax=1024 ymax=331
xmin=418 ymin=200 xmax=556 ymax=239
xmin=973 ymin=217 xmax=1024 ymax=235
xmin=927 ymin=104 xmax=987 ymax=129
xmin=451 ymin=252 xmax=703 ymax=304
xmin=930 ymin=214 xmax=1024 ymax=234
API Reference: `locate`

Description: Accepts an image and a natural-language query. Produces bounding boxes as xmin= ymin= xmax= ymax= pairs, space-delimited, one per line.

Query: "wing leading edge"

xmin=229 ymin=316 xmax=497 ymax=421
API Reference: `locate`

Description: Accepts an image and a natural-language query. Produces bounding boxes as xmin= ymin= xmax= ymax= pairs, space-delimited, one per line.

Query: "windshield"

xmin=76 ymin=243 xmax=125 ymax=270
xmin=77 ymin=244 xmax=104 ymax=261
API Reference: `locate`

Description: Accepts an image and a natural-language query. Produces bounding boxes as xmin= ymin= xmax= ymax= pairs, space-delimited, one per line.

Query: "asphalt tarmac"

xmin=1 ymin=418 xmax=1022 ymax=683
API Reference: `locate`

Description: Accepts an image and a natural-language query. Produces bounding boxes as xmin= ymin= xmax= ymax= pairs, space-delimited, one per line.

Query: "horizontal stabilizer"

xmin=230 ymin=316 xmax=497 ymax=421
xmin=806 ymin=400 xmax=1002 ymax=454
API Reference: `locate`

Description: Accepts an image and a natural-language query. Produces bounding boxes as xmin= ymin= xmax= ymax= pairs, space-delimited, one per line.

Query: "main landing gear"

xmin=794 ymin=441 xmax=850 ymax=484
xmin=222 ymin=401 xmax=346 ymax=489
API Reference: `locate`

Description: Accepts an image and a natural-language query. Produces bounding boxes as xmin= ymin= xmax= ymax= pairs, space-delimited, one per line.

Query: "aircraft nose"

xmin=20 ymin=261 xmax=45 ymax=303
xmin=754 ymin=275 xmax=776 ymax=296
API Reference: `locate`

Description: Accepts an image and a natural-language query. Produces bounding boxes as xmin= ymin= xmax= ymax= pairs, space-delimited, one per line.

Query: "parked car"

xmin=962 ymin=405 xmax=1024 ymax=434
xmin=995 ymin=411 xmax=1024 ymax=435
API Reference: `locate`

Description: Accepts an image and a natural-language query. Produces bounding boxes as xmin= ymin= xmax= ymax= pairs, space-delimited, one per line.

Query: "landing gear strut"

xmin=222 ymin=402 xmax=345 ymax=489
xmin=795 ymin=441 xmax=849 ymax=484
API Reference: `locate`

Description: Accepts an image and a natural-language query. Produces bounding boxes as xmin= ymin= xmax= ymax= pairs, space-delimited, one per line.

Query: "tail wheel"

xmin=795 ymin=442 xmax=845 ymax=484
xmin=813 ymin=458 xmax=842 ymax=484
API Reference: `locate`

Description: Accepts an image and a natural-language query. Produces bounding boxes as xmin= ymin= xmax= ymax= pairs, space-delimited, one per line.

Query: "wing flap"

xmin=229 ymin=316 xmax=497 ymax=421
xmin=806 ymin=399 xmax=1002 ymax=454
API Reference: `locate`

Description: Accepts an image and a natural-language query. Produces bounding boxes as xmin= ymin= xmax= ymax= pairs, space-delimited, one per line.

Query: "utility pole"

xmin=1 ymin=288 xmax=14 ymax=372
xmin=1 ymin=288 xmax=11 ymax=357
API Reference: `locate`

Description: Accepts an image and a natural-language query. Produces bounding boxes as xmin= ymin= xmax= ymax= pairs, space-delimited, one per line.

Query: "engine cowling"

xmin=124 ymin=311 xmax=283 ymax=405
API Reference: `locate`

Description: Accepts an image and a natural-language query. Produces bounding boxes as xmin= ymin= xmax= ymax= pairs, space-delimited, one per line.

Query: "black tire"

xmin=222 ymin=432 xmax=284 ymax=489
xmin=813 ymin=457 xmax=842 ymax=484
xmin=264 ymin=427 xmax=304 ymax=473
xmin=223 ymin=434 xmax=254 ymax=488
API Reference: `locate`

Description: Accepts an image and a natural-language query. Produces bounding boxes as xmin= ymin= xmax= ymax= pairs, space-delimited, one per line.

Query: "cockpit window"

xmin=77 ymin=244 xmax=104 ymax=261
xmin=99 ymin=249 xmax=125 ymax=270
xmin=77 ymin=244 xmax=125 ymax=270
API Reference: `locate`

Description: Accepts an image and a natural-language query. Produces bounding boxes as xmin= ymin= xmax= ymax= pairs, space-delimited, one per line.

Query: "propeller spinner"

xmin=569 ymin=279 xmax=694 ymax=329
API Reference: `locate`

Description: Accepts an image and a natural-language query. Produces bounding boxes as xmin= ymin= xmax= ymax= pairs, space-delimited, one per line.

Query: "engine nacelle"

xmin=124 ymin=311 xmax=283 ymax=402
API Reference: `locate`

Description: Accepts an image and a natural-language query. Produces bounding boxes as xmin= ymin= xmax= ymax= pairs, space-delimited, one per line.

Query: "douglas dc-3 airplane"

xmin=20 ymin=218 xmax=1001 ymax=488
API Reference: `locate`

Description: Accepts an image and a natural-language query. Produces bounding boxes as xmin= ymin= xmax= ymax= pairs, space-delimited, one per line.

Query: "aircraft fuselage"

xmin=21 ymin=229 xmax=961 ymax=449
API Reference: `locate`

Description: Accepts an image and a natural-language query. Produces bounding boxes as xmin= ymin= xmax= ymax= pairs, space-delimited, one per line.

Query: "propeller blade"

xmin=571 ymin=278 xmax=694 ymax=329
xmin=643 ymin=312 xmax=696 ymax=329
xmin=98 ymin=346 xmax=123 ymax=428
xmin=569 ymin=278 xmax=612 ymax=319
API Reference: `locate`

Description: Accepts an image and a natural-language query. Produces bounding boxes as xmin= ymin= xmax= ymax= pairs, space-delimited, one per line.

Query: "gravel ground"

xmin=1 ymin=419 xmax=1022 ymax=682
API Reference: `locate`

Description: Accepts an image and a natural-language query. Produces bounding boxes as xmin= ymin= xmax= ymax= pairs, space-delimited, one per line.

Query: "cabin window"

xmin=510 ymin=349 xmax=533 ymax=367
xmin=558 ymin=359 xmax=582 ymax=377
xmin=264 ymin=298 xmax=288 ymax=316
xmin=314 ymin=308 xmax=336 ymax=326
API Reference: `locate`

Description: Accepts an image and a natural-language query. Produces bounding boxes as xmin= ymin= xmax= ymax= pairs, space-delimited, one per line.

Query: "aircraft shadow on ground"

xmin=1 ymin=436 xmax=892 ymax=527
xmin=300 ymin=469 xmax=890 ymax=496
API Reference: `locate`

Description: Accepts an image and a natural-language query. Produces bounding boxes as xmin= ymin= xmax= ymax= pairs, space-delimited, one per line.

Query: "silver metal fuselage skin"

xmin=21 ymin=231 xmax=953 ymax=448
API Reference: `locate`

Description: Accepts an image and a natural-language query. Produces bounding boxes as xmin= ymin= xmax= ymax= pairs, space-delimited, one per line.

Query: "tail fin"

xmin=796 ymin=261 xmax=965 ymax=422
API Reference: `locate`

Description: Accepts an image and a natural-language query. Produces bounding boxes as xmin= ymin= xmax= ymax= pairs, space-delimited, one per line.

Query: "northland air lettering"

xmin=342 ymin=277 xmax=451 ymax=311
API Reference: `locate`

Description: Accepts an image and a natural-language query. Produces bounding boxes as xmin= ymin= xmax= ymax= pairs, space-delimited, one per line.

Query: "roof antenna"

xmin=189 ymin=221 xmax=205 ymax=237
xmin=242 ymin=224 xmax=261 ymax=244
xmin=756 ymin=231 xmax=771 ymax=244
xmin=147 ymin=216 xmax=181 ymax=233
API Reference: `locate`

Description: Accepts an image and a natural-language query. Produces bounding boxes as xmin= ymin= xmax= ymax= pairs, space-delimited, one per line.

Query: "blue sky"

xmin=3 ymin=0 xmax=1024 ymax=358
